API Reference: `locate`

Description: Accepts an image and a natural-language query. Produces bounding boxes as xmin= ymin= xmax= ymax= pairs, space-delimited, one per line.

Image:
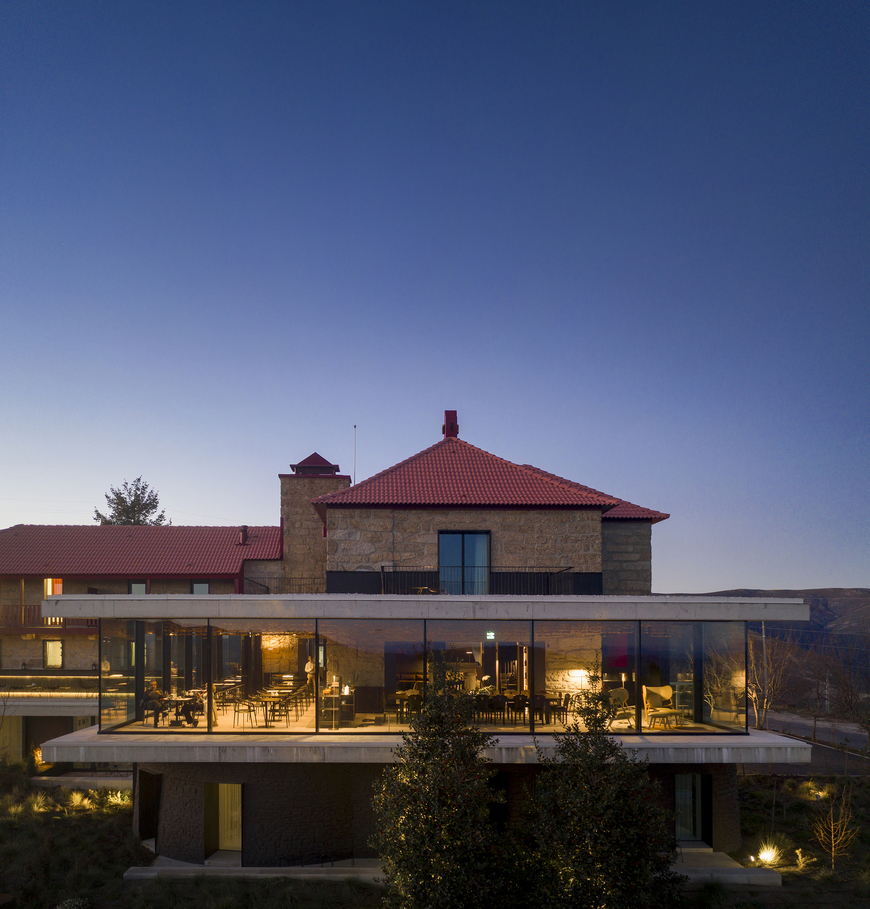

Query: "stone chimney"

xmin=442 ymin=410 xmax=459 ymax=439
xmin=279 ymin=453 xmax=350 ymax=583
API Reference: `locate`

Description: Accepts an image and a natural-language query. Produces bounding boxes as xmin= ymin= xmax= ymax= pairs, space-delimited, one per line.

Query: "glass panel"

xmin=143 ymin=621 xmax=162 ymax=694
xmin=702 ymin=622 xmax=746 ymax=731
xmin=209 ymin=619 xmax=316 ymax=733
xmin=640 ymin=622 xmax=700 ymax=731
xmin=675 ymin=774 xmax=702 ymax=840
xmin=318 ymin=620 xmax=424 ymax=732
xmin=427 ymin=620 xmax=531 ymax=731
xmin=463 ymin=533 xmax=489 ymax=595
xmin=100 ymin=618 xmax=136 ymax=729
xmin=535 ymin=621 xmax=638 ymax=732
xmin=439 ymin=533 xmax=463 ymax=594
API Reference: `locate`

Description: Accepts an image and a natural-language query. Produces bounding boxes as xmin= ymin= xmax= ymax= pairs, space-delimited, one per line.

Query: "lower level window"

xmin=44 ymin=640 xmax=63 ymax=669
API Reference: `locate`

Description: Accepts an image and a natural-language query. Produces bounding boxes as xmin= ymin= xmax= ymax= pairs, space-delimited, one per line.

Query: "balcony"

xmin=0 ymin=604 xmax=98 ymax=632
xmin=324 ymin=567 xmax=603 ymax=596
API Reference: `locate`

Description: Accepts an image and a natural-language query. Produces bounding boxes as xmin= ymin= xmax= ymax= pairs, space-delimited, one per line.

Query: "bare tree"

xmin=813 ymin=785 xmax=858 ymax=871
xmin=746 ymin=630 xmax=799 ymax=730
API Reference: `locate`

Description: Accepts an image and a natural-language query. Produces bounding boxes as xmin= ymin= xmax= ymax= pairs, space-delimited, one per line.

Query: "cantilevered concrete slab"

xmin=42 ymin=725 xmax=811 ymax=766
xmin=2 ymin=693 xmax=98 ymax=717
xmin=43 ymin=593 xmax=808 ymax=622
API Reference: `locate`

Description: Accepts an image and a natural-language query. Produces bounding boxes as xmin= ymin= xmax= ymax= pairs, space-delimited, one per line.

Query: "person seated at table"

xmin=142 ymin=683 xmax=168 ymax=727
xmin=181 ymin=691 xmax=204 ymax=726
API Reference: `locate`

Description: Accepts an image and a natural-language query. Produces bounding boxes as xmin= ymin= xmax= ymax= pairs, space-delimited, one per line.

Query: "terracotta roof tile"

xmin=519 ymin=466 xmax=668 ymax=523
xmin=312 ymin=438 xmax=623 ymax=509
xmin=0 ymin=524 xmax=282 ymax=577
xmin=601 ymin=501 xmax=669 ymax=524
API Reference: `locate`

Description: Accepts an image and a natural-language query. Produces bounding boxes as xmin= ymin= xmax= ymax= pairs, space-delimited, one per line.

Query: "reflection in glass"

xmin=427 ymin=620 xmax=531 ymax=729
xmin=100 ymin=619 xmax=135 ymax=730
xmin=535 ymin=621 xmax=638 ymax=731
xmin=318 ymin=620 xmax=424 ymax=731
xmin=439 ymin=532 xmax=489 ymax=594
xmin=702 ymin=622 xmax=746 ymax=730
xmin=207 ymin=619 xmax=315 ymax=732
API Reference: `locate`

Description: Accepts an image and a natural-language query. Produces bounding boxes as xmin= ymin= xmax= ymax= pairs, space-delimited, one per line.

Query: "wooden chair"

xmin=607 ymin=687 xmax=635 ymax=729
xmin=643 ymin=685 xmax=682 ymax=728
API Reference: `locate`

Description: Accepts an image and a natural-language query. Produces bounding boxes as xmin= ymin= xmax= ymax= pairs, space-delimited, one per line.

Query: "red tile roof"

xmin=518 ymin=465 xmax=668 ymax=523
xmin=601 ymin=501 xmax=669 ymax=524
xmin=0 ymin=525 xmax=282 ymax=577
xmin=312 ymin=437 xmax=624 ymax=510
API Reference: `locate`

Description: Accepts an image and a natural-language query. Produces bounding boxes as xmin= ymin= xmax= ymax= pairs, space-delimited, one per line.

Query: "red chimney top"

xmin=442 ymin=410 xmax=459 ymax=439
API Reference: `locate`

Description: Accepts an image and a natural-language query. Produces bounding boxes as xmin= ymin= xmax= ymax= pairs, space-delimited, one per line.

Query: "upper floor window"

xmin=129 ymin=581 xmax=147 ymax=595
xmin=439 ymin=532 xmax=489 ymax=595
xmin=191 ymin=581 xmax=210 ymax=595
xmin=44 ymin=578 xmax=63 ymax=597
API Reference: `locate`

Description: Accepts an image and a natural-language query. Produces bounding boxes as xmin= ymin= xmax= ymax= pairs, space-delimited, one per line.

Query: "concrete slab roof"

xmin=42 ymin=593 xmax=809 ymax=622
xmin=41 ymin=724 xmax=812 ymax=767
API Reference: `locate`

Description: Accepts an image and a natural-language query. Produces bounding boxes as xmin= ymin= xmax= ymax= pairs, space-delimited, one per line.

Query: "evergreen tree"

xmin=94 ymin=477 xmax=167 ymax=525
xmin=523 ymin=660 xmax=684 ymax=909
xmin=371 ymin=658 xmax=505 ymax=909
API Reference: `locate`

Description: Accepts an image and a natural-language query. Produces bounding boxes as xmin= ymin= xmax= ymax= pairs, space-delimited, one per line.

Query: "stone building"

xmin=20 ymin=411 xmax=809 ymax=866
xmin=0 ymin=524 xmax=281 ymax=759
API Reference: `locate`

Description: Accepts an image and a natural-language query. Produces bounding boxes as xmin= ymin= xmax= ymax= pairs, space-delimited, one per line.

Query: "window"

xmin=439 ymin=532 xmax=490 ymax=594
xmin=128 ymin=581 xmax=147 ymax=595
xmin=43 ymin=640 xmax=63 ymax=669
xmin=191 ymin=581 xmax=210 ymax=595
xmin=43 ymin=578 xmax=63 ymax=597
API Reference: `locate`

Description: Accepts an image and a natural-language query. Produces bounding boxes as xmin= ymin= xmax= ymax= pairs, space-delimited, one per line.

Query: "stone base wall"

xmin=137 ymin=761 xmax=382 ymax=866
xmin=327 ymin=508 xmax=602 ymax=573
xmin=135 ymin=760 xmax=737 ymax=865
xmin=601 ymin=522 xmax=653 ymax=595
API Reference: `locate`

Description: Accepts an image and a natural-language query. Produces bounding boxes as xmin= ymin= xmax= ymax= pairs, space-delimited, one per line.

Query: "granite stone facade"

xmin=601 ymin=521 xmax=653 ymax=595
xmin=326 ymin=507 xmax=602 ymax=573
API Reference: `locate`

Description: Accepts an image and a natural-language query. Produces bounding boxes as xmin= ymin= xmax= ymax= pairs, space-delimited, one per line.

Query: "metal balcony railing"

xmin=243 ymin=577 xmax=326 ymax=595
xmin=0 ymin=605 xmax=98 ymax=630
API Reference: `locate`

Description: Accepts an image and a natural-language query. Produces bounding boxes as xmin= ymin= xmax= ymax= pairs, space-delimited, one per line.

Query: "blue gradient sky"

xmin=2 ymin=2 xmax=867 ymax=592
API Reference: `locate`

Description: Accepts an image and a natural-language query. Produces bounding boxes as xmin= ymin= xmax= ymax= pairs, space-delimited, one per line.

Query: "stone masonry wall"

xmin=601 ymin=521 xmax=653 ymax=595
xmin=326 ymin=508 xmax=602 ymax=573
xmin=137 ymin=761 xmax=378 ymax=865
xmin=1 ymin=634 xmax=98 ymax=669
xmin=280 ymin=475 xmax=350 ymax=582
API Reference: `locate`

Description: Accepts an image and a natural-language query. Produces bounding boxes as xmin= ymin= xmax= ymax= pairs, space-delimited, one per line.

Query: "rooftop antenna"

xmin=353 ymin=425 xmax=357 ymax=485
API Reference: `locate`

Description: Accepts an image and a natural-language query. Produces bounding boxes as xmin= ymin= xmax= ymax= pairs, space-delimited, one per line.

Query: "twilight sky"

xmin=2 ymin=1 xmax=868 ymax=593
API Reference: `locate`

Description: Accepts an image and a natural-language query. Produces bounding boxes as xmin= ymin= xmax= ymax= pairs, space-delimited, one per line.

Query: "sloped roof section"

xmin=518 ymin=465 xmax=668 ymax=524
xmin=0 ymin=525 xmax=282 ymax=577
xmin=601 ymin=501 xmax=669 ymax=524
xmin=312 ymin=437 xmax=623 ymax=509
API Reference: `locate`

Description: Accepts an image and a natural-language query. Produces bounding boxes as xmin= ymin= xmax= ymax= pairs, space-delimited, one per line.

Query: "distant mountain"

xmin=661 ymin=588 xmax=870 ymax=638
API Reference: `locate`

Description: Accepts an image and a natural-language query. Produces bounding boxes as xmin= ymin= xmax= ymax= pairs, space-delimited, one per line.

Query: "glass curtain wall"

xmin=100 ymin=619 xmax=136 ymax=730
xmin=98 ymin=618 xmax=746 ymax=735
xmin=209 ymin=619 xmax=315 ymax=732
xmin=426 ymin=619 xmax=531 ymax=731
xmin=318 ymin=619 xmax=424 ymax=731
xmin=534 ymin=621 xmax=638 ymax=732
